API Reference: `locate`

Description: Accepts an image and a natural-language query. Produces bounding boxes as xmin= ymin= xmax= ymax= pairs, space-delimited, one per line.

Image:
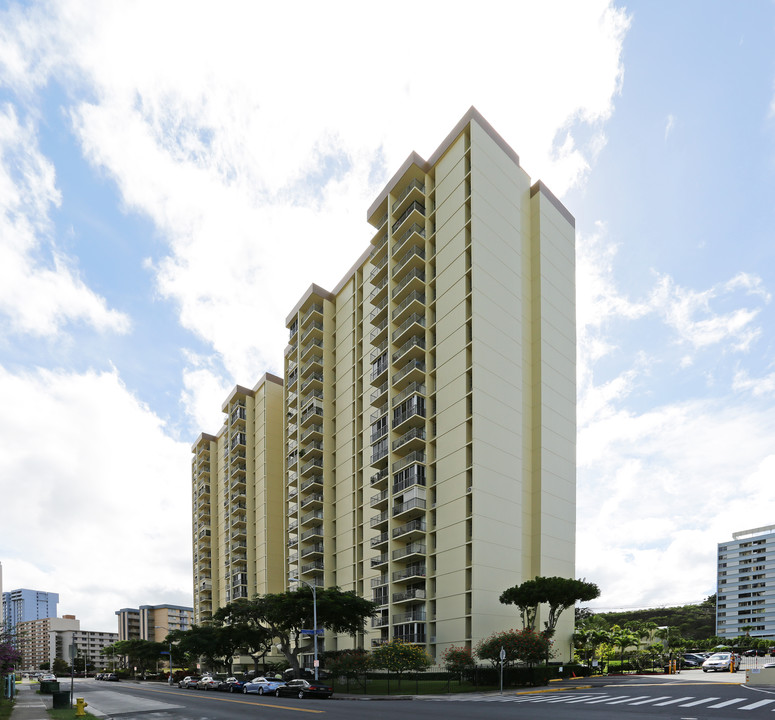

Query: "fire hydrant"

xmin=75 ymin=698 xmax=88 ymax=717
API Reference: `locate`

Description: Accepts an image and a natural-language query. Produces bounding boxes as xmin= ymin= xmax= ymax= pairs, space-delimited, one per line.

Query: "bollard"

xmin=76 ymin=697 xmax=88 ymax=716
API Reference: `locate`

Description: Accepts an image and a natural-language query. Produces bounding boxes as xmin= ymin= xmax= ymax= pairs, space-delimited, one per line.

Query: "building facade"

xmin=192 ymin=108 xmax=577 ymax=661
xmin=2 ymin=589 xmax=59 ymax=646
xmin=192 ymin=375 xmax=286 ymax=623
xmin=116 ymin=604 xmax=193 ymax=641
xmin=717 ymin=525 xmax=775 ymax=638
xmin=16 ymin=615 xmax=117 ymax=671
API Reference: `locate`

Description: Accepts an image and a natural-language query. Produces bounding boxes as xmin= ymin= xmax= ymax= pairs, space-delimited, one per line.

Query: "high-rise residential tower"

xmin=2 ymin=589 xmax=59 ymax=646
xmin=716 ymin=525 xmax=775 ymax=638
xmin=193 ymin=108 xmax=576 ymax=661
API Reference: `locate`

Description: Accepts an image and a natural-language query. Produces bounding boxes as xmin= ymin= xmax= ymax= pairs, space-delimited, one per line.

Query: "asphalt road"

xmin=70 ymin=673 xmax=775 ymax=720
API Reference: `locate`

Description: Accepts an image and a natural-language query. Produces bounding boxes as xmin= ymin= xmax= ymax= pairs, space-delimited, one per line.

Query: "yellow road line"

xmin=117 ymin=685 xmax=325 ymax=714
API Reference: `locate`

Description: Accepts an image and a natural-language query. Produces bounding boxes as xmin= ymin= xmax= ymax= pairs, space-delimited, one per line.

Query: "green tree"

xmin=475 ymin=629 xmax=550 ymax=666
xmin=441 ymin=645 xmax=475 ymax=678
xmin=238 ymin=587 xmax=376 ymax=677
xmin=371 ymin=639 xmax=432 ymax=684
xmin=500 ymin=576 xmax=600 ymax=637
xmin=323 ymin=649 xmax=372 ymax=679
xmin=609 ymin=625 xmax=640 ymax=672
xmin=212 ymin=601 xmax=275 ymax=673
xmin=52 ymin=657 xmax=69 ymax=675
xmin=39 ymin=661 xmax=51 ymax=671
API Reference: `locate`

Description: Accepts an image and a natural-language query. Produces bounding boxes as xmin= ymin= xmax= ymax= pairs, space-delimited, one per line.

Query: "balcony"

xmin=371 ymin=553 xmax=388 ymax=568
xmin=393 ymin=610 xmax=427 ymax=624
xmin=371 ymin=615 xmax=389 ymax=628
xmin=393 ymin=426 xmax=426 ymax=452
xmin=301 ymin=303 xmax=323 ymax=325
xmin=301 ymin=355 xmax=323 ymax=374
xmin=301 ymin=388 xmax=324 ymax=406
xmin=370 ymin=468 xmax=388 ymax=489
xmin=301 ymin=440 xmax=324 ymax=458
xmin=392 ymin=518 xmax=426 ymax=540
xmin=287 ymin=536 xmax=298 ymax=548
xmin=370 ymin=295 xmax=389 ymax=324
xmin=391 ymin=178 xmax=425 ymax=215
xmin=300 ymin=543 xmax=324 ymax=558
xmin=300 ymin=475 xmax=323 ymax=493
xmin=392 ymin=564 xmax=427 ymax=582
xmin=369 ymin=254 xmax=388 ymax=282
xmin=393 ymin=496 xmax=426 ymax=519
xmin=301 ymin=560 xmax=324 ymax=574
xmin=300 ymin=404 xmax=323 ymax=426
xmin=369 ymin=275 xmax=388 ymax=304
xmin=370 ymin=443 xmax=388 ymax=467
xmin=300 ymin=373 xmax=324 ymax=393
xmin=301 ymin=338 xmax=323 ymax=359
xmin=392 ymin=246 xmax=425 ymax=281
xmin=300 ymin=320 xmax=324 ymax=344
xmin=394 ymin=632 xmax=426 ymax=644
xmin=392 ymin=312 xmax=426 ymax=347
xmin=370 ymin=510 xmax=389 ymax=529
xmin=370 ymin=317 xmax=388 ymax=343
xmin=393 ymin=267 xmax=425 ymax=303
xmin=287 ymin=471 xmax=298 ymax=485
xmin=301 ymin=457 xmax=323 ymax=476
xmin=300 ymin=508 xmax=324 ymax=526
xmin=300 ymin=492 xmax=324 ymax=509
xmin=370 ymin=531 xmax=389 ymax=548
xmin=391 ymin=200 xmax=425 ymax=235
xmin=392 ymin=358 xmax=426 ymax=389
xmin=301 ymin=526 xmax=323 ymax=542
xmin=392 ymin=588 xmax=426 ymax=603
xmin=392 ymin=543 xmax=426 ymax=561
xmin=370 ymin=574 xmax=389 ymax=587
xmin=370 ymin=489 xmax=389 ymax=509
xmin=300 ymin=423 xmax=323 ymax=443
xmin=370 ymin=381 xmax=388 ymax=405
xmin=288 ymin=519 xmax=299 ymax=533
xmin=392 ymin=335 xmax=425 ymax=365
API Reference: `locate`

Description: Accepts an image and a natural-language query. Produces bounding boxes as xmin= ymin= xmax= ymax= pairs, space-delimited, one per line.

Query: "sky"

xmin=1 ymin=0 xmax=774 ymax=633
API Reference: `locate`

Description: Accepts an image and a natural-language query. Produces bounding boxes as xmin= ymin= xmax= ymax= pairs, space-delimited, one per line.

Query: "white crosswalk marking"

xmin=679 ymin=696 xmax=720 ymax=706
xmin=654 ymin=696 xmax=694 ymax=706
xmin=708 ymin=697 xmax=748 ymax=708
xmin=737 ymin=698 xmax=775 ymax=710
xmin=601 ymin=695 xmax=651 ymax=704
xmin=629 ymin=695 xmax=672 ymax=705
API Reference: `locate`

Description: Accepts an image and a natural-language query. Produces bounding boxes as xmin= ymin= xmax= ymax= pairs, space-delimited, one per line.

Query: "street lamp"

xmin=154 ymin=626 xmax=173 ymax=680
xmin=289 ymin=577 xmax=318 ymax=680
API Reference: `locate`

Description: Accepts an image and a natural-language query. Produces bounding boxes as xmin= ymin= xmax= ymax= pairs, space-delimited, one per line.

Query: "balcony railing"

xmin=392 ymin=588 xmax=426 ymax=602
xmin=392 ymin=382 xmax=425 ymax=407
xmin=393 ymin=426 xmax=425 ymax=451
xmin=391 ymin=178 xmax=425 ymax=213
xmin=393 ymin=497 xmax=426 ymax=516
xmin=392 ymin=450 xmax=426 ymax=473
xmin=392 ymin=200 xmax=425 ymax=234
xmin=392 ymin=564 xmax=426 ymax=581
xmin=301 ymin=543 xmax=324 ymax=557
xmin=392 ymin=543 xmax=426 ymax=560
xmin=393 ymin=267 xmax=425 ymax=298
xmin=392 ymin=335 xmax=425 ymax=364
xmin=301 ymin=303 xmax=323 ymax=325
xmin=371 ymin=574 xmax=389 ymax=587
xmin=392 ymin=247 xmax=425 ymax=279
xmin=393 ymin=519 xmax=426 ymax=538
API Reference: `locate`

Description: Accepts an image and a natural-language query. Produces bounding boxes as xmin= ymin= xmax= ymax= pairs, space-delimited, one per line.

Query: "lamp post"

xmin=289 ymin=577 xmax=318 ymax=680
xmin=154 ymin=626 xmax=173 ymax=680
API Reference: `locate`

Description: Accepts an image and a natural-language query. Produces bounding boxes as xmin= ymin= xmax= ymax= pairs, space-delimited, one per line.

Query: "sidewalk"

xmin=9 ymin=681 xmax=50 ymax=720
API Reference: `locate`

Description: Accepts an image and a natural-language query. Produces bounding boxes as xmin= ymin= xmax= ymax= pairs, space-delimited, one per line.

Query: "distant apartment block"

xmin=16 ymin=615 xmax=117 ymax=671
xmin=116 ymin=604 xmax=193 ymax=642
xmin=2 ymin=589 xmax=59 ymax=646
xmin=192 ymin=108 xmax=577 ymax=661
xmin=717 ymin=525 xmax=775 ymax=638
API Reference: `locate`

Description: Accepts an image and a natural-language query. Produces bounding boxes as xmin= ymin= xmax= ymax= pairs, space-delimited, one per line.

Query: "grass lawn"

xmin=0 ymin=698 xmax=13 ymax=720
xmin=47 ymin=707 xmax=99 ymax=720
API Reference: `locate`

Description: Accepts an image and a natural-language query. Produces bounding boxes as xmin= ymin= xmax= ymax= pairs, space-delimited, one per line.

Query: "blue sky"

xmin=1 ymin=0 xmax=774 ymax=632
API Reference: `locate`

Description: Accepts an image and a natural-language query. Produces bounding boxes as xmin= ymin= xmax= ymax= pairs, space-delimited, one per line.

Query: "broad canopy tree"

xmin=500 ymin=576 xmax=601 ymax=637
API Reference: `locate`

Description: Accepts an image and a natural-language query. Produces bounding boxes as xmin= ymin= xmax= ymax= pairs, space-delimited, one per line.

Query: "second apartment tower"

xmin=193 ymin=108 xmax=576 ymax=658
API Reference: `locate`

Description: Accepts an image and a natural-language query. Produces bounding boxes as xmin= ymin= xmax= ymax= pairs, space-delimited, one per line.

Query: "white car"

xmin=702 ymin=653 xmax=738 ymax=672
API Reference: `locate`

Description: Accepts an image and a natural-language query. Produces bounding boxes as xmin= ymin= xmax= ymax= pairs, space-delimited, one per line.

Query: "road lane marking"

xmin=629 ymin=696 xmax=671 ymax=705
xmin=606 ymin=696 xmax=651 ymax=704
xmin=737 ymin=698 xmax=775 ymax=710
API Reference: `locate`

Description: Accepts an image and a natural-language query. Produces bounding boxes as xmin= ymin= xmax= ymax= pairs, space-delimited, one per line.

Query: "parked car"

xmin=744 ymin=649 xmax=766 ymax=657
xmin=178 ymin=675 xmax=201 ymax=688
xmin=682 ymin=653 xmax=705 ymax=667
xmin=217 ymin=677 xmax=246 ymax=693
xmin=197 ymin=676 xmax=221 ymax=690
xmin=243 ymin=677 xmax=285 ymax=695
xmin=702 ymin=653 xmax=738 ymax=672
xmin=39 ymin=674 xmax=56 ymax=682
xmin=275 ymin=679 xmax=333 ymax=699
xmin=104 ymin=673 xmax=120 ymax=682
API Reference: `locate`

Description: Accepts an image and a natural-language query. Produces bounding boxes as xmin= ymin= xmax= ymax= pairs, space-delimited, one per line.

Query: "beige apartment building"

xmin=116 ymin=604 xmax=193 ymax=642
xmin=17 ymin=615 xmax=117 ymax=671
xmin=192 ymin=108 xmax=576 ymax=662
xmin=192 ymin=375 xmax=286 ymax=621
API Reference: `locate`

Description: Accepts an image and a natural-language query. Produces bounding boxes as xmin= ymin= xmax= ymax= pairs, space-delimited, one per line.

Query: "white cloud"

xmin=0 ymin=105 xmax=130 ymax=337
xmin=664 ymin=113 xmax=675 ymax=140
xmin=0 ymin=0 xmax=632 ymax=391
xmin=0 ymin=364 xmax=192 ymax=630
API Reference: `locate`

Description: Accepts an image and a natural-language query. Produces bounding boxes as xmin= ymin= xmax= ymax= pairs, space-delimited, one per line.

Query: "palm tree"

xmin=610 ymin=625 xmax=640 ymax=674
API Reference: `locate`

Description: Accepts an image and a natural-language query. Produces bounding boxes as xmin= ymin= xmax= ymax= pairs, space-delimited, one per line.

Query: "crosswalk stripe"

xmin=654 ymin=696 xmax=694 ymax=706
xmin=679 ymin=697 xmax=720 ymax=706
xmin=629 ymin=695 xmax=671 ymax=705
xmin=737 ymin=699 xmax=775 ymax=710
xmin=605 ymin=695 xmax=651 ymax=705
xmin=708 ymin=697 xmax=747 ymax=708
